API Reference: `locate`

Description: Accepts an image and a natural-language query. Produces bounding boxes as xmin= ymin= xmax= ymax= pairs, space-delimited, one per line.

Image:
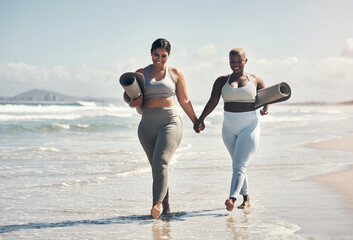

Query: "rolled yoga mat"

xmin=119 ymin=72 xmax=145 ymax=115
xmin=255 ymin=82 xmax=291 ymax=109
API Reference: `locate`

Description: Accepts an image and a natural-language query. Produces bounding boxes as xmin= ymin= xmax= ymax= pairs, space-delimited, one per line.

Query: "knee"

xmin=153 ymin=160 xmax=168 ymax=173
xmin=232 ymin=164 xmax=247 ymax=175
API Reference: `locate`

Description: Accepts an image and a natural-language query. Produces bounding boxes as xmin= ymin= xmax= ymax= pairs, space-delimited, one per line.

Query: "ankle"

xmin=243 ymin=195 xmax=249 ymax=202
xmin=153 ymin=201 xmax=161 ymax=207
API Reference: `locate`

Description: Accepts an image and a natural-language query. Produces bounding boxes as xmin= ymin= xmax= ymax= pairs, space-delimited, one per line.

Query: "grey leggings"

xmin=138 ymin=106 xmax=182 ymax=202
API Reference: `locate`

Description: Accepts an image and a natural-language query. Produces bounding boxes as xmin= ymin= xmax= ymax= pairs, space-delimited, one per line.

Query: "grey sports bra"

xmin=221 ymin=74 xmax=256 ymax=103
xmin=144 ymin=65 xmax=176 ymax=100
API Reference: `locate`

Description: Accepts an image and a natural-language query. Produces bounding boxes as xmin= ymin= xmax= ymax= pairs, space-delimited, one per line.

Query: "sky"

xmin=1 ymin=0 xmax=353 ymax=103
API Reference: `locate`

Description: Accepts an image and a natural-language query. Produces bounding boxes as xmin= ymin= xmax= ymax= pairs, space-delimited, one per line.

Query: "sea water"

xmin=1 ymin=101 xmax=353 ymax=239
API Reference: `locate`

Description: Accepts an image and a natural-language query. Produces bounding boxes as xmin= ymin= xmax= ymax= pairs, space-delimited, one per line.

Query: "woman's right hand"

xmin=129 ymin=94 xmax=143 ymax=108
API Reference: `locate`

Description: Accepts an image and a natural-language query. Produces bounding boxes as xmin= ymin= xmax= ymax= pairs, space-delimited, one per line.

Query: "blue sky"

xmin=1 ymin=0 xmax=353 ymax=102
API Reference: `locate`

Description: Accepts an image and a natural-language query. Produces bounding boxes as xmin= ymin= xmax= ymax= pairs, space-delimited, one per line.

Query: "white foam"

xmin=76 ymin=124 xmax=90 ymax=128
xmin=52 ymin=123 xmax=70 ymax=129
xmin=58 ymin=176 xmax=109 ymax=187
xmin=0 ymin=103 xmax=136 ymax=121
xmin=261 ymin=220 xmax=303 ymax=239
xmin=115 ymin=167 xmax=150 ymax=177
xmin=0 ymin=104 xmax=80 ymax=113
xmin=38 ymin=147 xmax=60 ymax=152
xmin=0 ymin=114 xmax=81 ymax=121
xmin=77 ymin=101 xmax=97 ymax=107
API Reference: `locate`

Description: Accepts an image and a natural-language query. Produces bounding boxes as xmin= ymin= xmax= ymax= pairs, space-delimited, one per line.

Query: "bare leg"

xmin=237 ymin=195 xmax=250 ymax=209
xmin=151 ymin=201 xmax=161 ymax=219
xmin=162 ymin=198 xmax=170 ymax=215
xmin=225 ymin=198 xmax=236 ymax=211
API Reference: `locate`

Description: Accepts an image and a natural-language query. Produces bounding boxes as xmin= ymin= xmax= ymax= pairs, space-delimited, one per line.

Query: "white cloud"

xmin=197 ymin=43 xmax=217 ymax=58
xmin=341 ymin=38 xmax=353 ymax=58
xmin=0 ymin=58 xmax=149 ymax=99
xmin=176 ymin=47 xmax=188 ymax=58
xmin=1 ymin=55 xmax=353 ymax=103
xmin=247 ymin=56 xmax=353 ymax=102
xmin=0 ymin=63 xmax=118 ymax=98
xmin=0 ymin=63 xmax=45 ymax=82
xmin=115 ymin=57 xmax=143 ymax=75
xmin=178 ymin=55 xmax=353 ymax=103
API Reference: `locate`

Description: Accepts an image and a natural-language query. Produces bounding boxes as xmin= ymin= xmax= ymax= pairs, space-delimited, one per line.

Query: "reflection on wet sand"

xmin=226 ymin=210 xmax=250 ymax=240
xmin=152 ymin=220 xmax=171 ymax=240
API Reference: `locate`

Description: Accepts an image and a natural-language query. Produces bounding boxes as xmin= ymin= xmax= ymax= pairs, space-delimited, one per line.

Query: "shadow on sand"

xmin=0 ymin=208 xmax=226 ymax=234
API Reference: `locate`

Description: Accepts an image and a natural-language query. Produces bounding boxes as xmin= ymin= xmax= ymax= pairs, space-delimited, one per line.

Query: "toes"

xmin=237 ymin=201 xmax=250 ymax=209
xmin=225 ymin=199 xmax=234 ymax=211
xmin=151 ymin=206 xmax=161 ymax=219
xmin=237 ymin=204 xmax=245 ymax=209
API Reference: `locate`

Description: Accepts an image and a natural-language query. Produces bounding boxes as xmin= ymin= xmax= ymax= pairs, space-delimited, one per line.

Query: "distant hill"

xmin=0 ymin=89 xmax=117 ymax=103
xmin=13 ymin=89 xmax=80 ymax=102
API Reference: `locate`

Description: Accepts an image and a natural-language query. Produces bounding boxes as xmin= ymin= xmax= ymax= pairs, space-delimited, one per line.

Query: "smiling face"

xmin=151 ymin=48 xmax=169 ymax=66
xmin=229 ymin=53 xmax=247 ymax=73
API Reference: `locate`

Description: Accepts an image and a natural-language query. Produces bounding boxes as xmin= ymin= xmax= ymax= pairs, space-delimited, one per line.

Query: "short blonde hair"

xmin=229 ymin=47 xmax=247 ymax=58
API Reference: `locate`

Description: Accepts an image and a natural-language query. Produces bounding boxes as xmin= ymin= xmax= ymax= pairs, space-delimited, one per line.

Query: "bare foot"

xmin=162 ymin=198 xmax=170 ymax=215
xmin=237 ymin=195 xmax=250 ymax=209
xmin=151 ymin=202 xmax=161 ymax=219
xmin=225 ymin=198 xmax=235 ymax=212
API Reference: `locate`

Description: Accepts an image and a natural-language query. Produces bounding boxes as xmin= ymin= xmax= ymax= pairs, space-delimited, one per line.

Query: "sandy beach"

xmin=1 ymin=104 xmax=353 ymax=239
xmin=306 ymin=136 xmax=353 ymax=208
xmin=305 ymin=135 xmax=353 ymax=153
xmin=258 ymin=134 xmax=353 ymax=239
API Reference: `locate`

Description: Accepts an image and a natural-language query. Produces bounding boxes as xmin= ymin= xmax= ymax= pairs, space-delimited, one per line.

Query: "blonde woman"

xmin=194 ymin=47 xmax=268 ymax=211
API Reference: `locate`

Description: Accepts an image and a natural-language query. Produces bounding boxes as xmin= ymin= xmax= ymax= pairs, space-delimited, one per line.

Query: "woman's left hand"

xmin=129 ymin=94 xmax=143 ymax=108
xmin=260 ymin=104 xmax=269 ymax=115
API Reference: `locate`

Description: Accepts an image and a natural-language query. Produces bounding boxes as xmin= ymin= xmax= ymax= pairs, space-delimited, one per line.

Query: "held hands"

xmin=193 ymin=119 xmax=205 ymax=133
xmin=129 ymin=94 xmax=143 ymax=108
xmin=193 ymin=105 xmax=268 ymax=134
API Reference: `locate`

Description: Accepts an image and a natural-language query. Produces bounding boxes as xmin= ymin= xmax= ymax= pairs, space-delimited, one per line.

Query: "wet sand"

xmin=306 ymin=135 xmax=353 ymax=208
xmin=308 ymin=165 xmax=353 ymax=207
xmin=305 ymin=135 xmax=353 ymax=153
xmin=261 ymin=135 xmax=353 ymax=239
xmin=1 ymin=104 xmax=353 ymax=239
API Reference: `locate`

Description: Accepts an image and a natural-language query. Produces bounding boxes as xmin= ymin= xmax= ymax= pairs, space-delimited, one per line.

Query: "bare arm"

xmin=173 ymin=68 xmax=197 ymax=124
xmin=253 ymin=74 xmax=266 ymax=91
xmin=193 ymin=77 xmax=226 ymax=132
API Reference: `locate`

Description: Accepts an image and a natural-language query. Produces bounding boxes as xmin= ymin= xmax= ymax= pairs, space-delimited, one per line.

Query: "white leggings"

xmin=222 ymin=110 xmax=260 ymax=200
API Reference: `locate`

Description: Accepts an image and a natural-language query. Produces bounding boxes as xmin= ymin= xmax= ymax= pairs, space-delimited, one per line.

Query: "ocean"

xmin=1 ymin=101 xmax=353 ymax=239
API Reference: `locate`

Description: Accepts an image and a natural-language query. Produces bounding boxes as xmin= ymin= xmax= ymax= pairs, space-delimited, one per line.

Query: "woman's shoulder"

xmin=168 ymin=66 xmax=182 ymax=75
xmin=247 ymin=73 xmax=262 ymax=82
xmin=247 ymin=73 xmax=265 ymax=89
xmin=215 ymin=74 xmax=229 ymax=84
xmin=209 ymin=75 xmax=228 ymax=90
xmin=136 ymin=65 xmax=150 ymax=75
xmin=217 ymin=74 xmax=230 ymax=80
xmin=168 ymin=66 xmax=184 ymax=84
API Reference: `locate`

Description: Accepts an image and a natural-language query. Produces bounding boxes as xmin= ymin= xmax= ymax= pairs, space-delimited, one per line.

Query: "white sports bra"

xmin=221 ymin=75 xmax=256 ymax=103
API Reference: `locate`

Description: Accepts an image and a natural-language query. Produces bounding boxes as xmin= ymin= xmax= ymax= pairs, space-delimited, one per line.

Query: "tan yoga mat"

xmin=119 ymin=72 xmax=145 ymax=115
xmin=255 ymin=82 xmax=291 ymax=109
